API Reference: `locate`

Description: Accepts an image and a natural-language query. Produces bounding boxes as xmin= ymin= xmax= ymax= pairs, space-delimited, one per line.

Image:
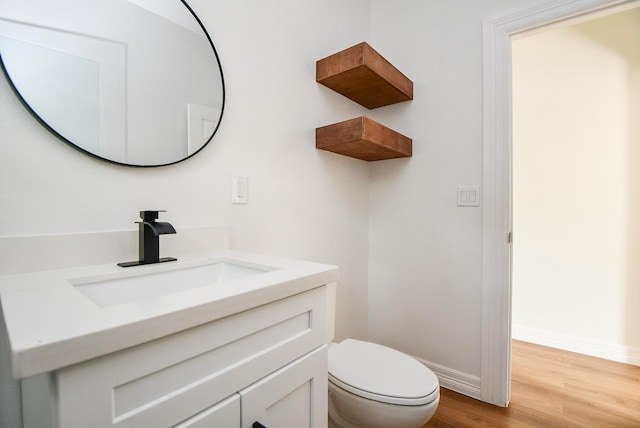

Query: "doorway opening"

xmin=481 ymin=0 xmax=639 ymax=407
xmin=511 ymin=7 xmax=640 ymax=366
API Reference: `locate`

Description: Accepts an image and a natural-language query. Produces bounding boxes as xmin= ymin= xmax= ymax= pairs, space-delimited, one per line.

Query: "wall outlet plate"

xmin=232 ymin=175 xmax=248 ymax=204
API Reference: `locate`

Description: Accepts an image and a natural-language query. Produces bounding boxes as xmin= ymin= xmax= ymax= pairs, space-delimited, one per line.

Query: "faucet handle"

xmin=139 ymin=210 xmax=166 ymax=222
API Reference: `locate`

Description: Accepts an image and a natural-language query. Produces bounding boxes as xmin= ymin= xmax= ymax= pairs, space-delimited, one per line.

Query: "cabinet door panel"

xmin=240 ymin=346 xmax=328 ymax=428
xmin=173 ymin=394 xmax=240 ymax=428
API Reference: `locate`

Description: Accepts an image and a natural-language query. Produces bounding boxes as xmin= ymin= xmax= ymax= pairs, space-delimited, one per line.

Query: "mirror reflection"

xmin=0 ymin=0 xmax=224 ymax=166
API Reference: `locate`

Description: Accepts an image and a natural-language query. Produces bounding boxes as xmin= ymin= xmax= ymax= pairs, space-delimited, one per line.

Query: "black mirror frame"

xmin=0 ymin=0 xmax=225 ymax=168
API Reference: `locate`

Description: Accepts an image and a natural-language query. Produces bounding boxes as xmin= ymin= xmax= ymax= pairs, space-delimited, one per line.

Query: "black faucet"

xmin=118 ymin=210 xmax=177 ymax=267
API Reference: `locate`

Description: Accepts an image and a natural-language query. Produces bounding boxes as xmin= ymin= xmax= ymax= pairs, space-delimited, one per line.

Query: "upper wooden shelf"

xmin=316 ymin=42 xmax=413 ymax=109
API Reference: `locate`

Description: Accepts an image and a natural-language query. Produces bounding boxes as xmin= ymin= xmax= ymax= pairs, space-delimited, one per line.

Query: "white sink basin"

xmin=71 ymin=260 xmax=273 ymax=307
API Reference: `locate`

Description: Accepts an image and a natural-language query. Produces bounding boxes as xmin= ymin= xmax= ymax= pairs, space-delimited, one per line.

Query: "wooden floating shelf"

xmin=316 ymin=116 xmax=412 ymax=162
xmin=316 ymin=42 xmax=413 ymax=109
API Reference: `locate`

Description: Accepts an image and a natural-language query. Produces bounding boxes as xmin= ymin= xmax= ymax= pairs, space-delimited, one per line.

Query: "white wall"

xmin=366 ymin=0 xmax=552 ymax=392
xmin=512 ymin=8 xmax=640 ymax=364
xmin=202 ymin=1 xmax=373 ymax=342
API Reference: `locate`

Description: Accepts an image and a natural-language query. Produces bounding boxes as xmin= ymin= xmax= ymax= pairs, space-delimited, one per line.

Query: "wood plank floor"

xmin=424 ymin=340 xmax=640 ymax=427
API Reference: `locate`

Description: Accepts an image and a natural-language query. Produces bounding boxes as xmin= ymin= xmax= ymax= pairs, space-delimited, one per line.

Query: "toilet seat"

xmin=328 ymin=339 xmax=439 ymax=406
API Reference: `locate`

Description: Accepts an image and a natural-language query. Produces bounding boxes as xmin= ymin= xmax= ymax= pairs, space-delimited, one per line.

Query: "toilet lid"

xmin=328 ymin=339 xmax=439 ymax=406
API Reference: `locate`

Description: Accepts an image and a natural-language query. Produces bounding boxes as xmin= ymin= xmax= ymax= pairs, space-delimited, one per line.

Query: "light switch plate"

xmin=458 ymin=186 xmax=480 ymax=207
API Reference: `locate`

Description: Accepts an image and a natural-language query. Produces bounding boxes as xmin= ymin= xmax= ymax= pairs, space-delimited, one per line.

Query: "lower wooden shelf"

xmin=315 ymin=116 xmax=412 ymax=162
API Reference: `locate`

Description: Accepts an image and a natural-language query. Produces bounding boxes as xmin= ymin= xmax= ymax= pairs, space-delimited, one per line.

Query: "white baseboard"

xmin=513 ymin=324 xmax=640 ymax=367
xmin=413 ymin=356 xmax=481 ymax=400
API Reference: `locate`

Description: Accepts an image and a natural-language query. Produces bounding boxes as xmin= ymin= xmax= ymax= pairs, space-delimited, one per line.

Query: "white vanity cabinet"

xmin=21 ymin=285 xmax=330 ymax=428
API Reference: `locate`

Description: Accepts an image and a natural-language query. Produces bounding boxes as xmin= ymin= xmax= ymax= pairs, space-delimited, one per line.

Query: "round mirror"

xmin=0 ymin=0 xmax=224 ymax=167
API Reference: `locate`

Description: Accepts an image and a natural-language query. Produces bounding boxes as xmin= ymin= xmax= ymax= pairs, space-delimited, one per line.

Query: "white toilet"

xmin=328 ymin=339 xmax=440 ymax=428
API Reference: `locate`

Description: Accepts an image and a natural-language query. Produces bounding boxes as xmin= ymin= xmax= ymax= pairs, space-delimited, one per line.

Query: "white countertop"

xmin=0 ymin=250 xmax=338 ymax=379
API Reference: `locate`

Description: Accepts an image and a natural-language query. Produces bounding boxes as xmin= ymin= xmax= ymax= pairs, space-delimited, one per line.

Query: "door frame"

xmin=480 ymin=0 xmax=633 ymax=406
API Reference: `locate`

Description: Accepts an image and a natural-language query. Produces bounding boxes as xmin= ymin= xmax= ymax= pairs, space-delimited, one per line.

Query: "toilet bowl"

xmin=328 ymin=339 xmax=440 ymax=428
